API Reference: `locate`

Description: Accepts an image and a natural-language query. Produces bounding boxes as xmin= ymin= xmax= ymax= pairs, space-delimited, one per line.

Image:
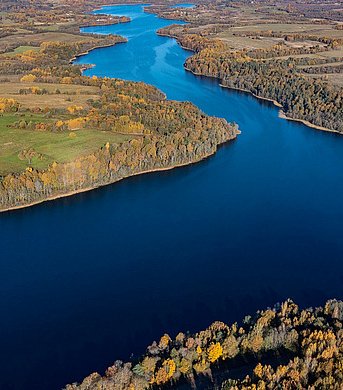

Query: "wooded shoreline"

xmin=1 ymin=0 xmax=341 ymax=214
xmin=0 ymin=139 xmax=236 ymax=213
xmin=158 ymin=31 xmax=341 ymax=135
xmin=0 ymin=6 xmax=239 ymax=212
xmin=66 ymin=298 xmax=343 ymax=390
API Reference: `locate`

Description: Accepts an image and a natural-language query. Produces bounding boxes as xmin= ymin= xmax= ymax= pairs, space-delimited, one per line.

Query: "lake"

xmin=1 ymin=4 xmax=343 ymax=390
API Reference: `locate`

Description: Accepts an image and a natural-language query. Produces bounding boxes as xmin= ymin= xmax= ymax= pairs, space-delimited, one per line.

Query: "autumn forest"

xmin=1 ymin=1 xmax=343 ymax=389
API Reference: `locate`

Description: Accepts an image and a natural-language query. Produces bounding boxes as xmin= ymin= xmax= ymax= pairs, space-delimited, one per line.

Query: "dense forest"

xmin=65 ymin=299 xmax=343 ymax=389
xmin=157 ymin=26 xmax=343 ymax=133
xmin=186 ymin=49 xmax=343 ymax=132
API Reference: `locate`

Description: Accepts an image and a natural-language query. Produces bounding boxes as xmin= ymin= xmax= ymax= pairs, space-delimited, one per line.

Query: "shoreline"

xmin=184 ymin=66 xmax=340 ymax=135
xmin=78 ymin=21 xmax=130 ymax=29
xmin=157 ymin=28 xmax=340 ymax=136
xmin=277 ymin=111 xmax=341 ymax=134
xmin=92 ymin=3 xmax=150 ymax=13
xmin=79 ymin=6 xmax=341 ymax=137
xmin=2 ymin=5 xmax=338 ymax=213
xmin=157 ymin=31 xmax=195 ymax=52
xmin=69 ymin=39 xmax=127 ymax=65
xmin=0 ymin=138 xmax=236 ymax=213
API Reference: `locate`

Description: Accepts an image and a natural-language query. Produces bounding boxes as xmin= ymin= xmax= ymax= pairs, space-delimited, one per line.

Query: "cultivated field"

xmin=0 ymin=81 xmax=100 ymax=108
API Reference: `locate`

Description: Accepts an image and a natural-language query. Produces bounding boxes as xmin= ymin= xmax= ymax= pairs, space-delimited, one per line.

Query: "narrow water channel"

xmin=1 ymin=4 xmax=343 ymax=390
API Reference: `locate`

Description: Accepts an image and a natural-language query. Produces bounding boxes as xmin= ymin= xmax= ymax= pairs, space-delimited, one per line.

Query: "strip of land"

xmin=153 ymin=0 xmax=343 ymax=133
xmin=0 ymin=0 xmax=238 ymax=212
xmin=65 ymin=299 xmax=343 ymax=390
xmin=0 ymin=0 xmax=342 ymax=214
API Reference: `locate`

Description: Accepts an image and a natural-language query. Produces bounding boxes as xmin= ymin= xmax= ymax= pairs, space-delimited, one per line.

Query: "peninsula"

xmin=153 ymin=0 xmax=343 ymax=133
xmin=1 ymin=2 xmax=343 ymax=390
xmin=1 ymin=0 xmax=342 ymax=212
xmin=0 ymin=0 xmax=237 ymax=212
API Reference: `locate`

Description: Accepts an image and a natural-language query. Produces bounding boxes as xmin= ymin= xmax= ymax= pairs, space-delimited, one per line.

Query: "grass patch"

xmin=5 ymin=46 xmax=40 ymax=56
xmin=0 ymin=113 xmax=133 ymax=175
xmin=13 ymin=46 xmax=39 ymax=54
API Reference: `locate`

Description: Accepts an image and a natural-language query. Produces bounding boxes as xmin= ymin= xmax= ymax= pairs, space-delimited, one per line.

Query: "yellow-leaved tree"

xmin=20 ymin=74 xmax=37 ymax=82
xmin=207 ymin=342 xmax=223 ymax=363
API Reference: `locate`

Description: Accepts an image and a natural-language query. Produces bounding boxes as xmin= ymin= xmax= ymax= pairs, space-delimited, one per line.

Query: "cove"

xmin=1 ymin=4 xmax=343 ymax=390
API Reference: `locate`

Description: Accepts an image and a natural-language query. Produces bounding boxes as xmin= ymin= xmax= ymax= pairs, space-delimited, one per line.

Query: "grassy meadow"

xmin=0 ymin=112 xmax=132 ymax=176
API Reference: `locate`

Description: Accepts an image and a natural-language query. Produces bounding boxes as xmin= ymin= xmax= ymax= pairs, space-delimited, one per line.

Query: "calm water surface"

xmin=1 ymin=4 xmax=343 ymax=390
xmin=170 ymin=3 xmax=196 ymax=8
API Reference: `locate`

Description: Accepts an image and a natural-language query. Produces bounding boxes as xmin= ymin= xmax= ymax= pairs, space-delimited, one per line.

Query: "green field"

xmin=5 ymin=46 xmax=40 ymax=56
xmin=13 ymin=46 xmax=39 ymax=54
xmin=0 ymin=113 xmax=132 ymax=175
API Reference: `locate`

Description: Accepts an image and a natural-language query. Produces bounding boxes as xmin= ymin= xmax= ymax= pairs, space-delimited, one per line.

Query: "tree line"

xmin=0 ymin=75 xmax=237 ymax=210
xmin=64 ymin=299 xmax=343 ymax=390
xmin=157 ymin=23 xmax=343 ymax=133
xmin=185 ymin=50 xmax=342 ymax=131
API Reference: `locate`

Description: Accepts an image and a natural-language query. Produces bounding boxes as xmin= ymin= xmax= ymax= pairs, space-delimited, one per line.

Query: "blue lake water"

xmin=1 ymin=4 xmax=343 ymax=390
xmin=170 ymin=3 xmax=196 ymax=8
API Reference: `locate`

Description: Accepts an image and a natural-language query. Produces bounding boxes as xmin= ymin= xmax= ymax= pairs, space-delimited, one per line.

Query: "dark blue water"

xmin=1 ymin=4 xmax=343 ymax=390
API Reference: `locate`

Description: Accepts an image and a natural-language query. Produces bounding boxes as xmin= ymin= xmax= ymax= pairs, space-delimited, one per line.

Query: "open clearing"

xmin=0 ymin=81 xmax=100 ymax=109
xmin=4 ymin=46 xmax=41 ymax=56
xmin=210 ymin=22 xmax=341 ymax=50
xmin=216 ymin=33 xmax=280 ymax=50
xmin=228 ymin=23 xmax=337 ymax=34
xmin=0 ymin=113 xmax=132 ymax=175
xmin=0 ymin=32 xmax=98 ymax=53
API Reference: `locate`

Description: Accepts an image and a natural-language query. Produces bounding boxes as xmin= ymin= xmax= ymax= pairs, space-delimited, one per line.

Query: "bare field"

xmin=298 ymin=61 xmax=343 ymax=69
xmin=0 ymin=82 xmax=100 ymax=108
xmin=258 ymin=48 xmax=343 ymax=62
xmin=229 ymin=23 xmax=336 ymax=34
xmin=317 ymin=48 xmax=343 ymax=58
xmin=213 ymin=22 xmax=342 ymax=50
xmin=216 ymin=33 xmax=279 ymax=50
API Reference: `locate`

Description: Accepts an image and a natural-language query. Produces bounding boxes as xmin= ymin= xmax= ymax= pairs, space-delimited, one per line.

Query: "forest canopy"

xmin=65 ymin=299 xmax=343 ymax=390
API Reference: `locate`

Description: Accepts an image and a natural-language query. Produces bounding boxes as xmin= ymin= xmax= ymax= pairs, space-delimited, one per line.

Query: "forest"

xmin=0 ymin=0 xmax=238 ymax=211
xmin=158 ymin=25 xmax=343 ymax=133
xmin=154 ymin=0 xmax=343 ymax=133
xmin=65 ymin=299 xmax=343 ymax=389
xmin=185 ymin=47 xmax=343 ymax=132
xmin=1 ymin=0 xmax=342 ymax=212
xmin=0 ymin=72 xmax=237 ymax=210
